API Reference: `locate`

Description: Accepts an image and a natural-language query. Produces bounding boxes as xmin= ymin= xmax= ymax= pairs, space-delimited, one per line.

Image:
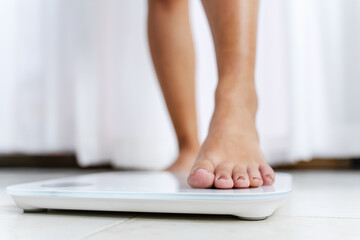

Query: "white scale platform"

xmin=7 ymin=171 xmax=292 ymax=220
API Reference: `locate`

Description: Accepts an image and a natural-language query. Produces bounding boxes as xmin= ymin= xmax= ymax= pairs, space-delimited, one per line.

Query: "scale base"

xmin=8 ymin=171 xmax=292 ymax=220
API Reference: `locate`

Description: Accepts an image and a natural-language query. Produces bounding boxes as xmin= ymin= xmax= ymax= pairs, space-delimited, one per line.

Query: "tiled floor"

xmin=1 ymin=168 xmax=359 ymax=240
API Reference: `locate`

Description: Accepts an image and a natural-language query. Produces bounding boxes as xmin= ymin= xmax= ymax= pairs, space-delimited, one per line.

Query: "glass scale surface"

xmin=7 ymin=171 xmax=292 ymax=220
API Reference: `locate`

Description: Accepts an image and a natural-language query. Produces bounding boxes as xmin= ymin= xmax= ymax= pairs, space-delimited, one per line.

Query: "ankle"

xmin=215 ymin=76 xmax=258 ymax=115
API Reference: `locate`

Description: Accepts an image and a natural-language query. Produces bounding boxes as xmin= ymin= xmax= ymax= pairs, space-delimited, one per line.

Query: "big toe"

xmin=187 ymin=160 xmax=215 ymax=188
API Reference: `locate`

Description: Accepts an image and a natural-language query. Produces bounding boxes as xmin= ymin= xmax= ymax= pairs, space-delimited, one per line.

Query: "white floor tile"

xmin=275 ymin=170 xmax=360 ymax=218
xmin=83 ymin=214 xmax=360 ymax=240
xmin=0 ymin=211 xmax=135 ymax=240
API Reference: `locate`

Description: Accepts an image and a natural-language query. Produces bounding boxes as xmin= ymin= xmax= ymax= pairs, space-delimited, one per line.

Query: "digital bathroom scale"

xmin=7 ymin=172 xmax=292 ymax=220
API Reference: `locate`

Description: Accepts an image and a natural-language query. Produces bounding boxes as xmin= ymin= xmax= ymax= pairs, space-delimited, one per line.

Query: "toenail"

xmin=236 ymin=176 xmax=245 ymax=181
xmin=252 ymin=177 xmax=262 ymax=181
xmin=217 ymin=175 xmax=228 ymax=180
xmin=191 ymin=168 xmax=208 ymax=174
xmin=265 ymin=174 xmax=274 ymax=181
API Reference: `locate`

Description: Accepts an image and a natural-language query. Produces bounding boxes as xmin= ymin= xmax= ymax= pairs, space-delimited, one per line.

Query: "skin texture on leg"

xmin=147 ymin=0 xmax=199 ymax=172
xmin=187 ymin=0 xmax=275 ymax=188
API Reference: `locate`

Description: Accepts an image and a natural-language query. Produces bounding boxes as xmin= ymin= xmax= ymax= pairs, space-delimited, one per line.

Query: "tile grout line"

xmin=80 ymin=214 xmax=139 ymax=239
xmin=275 ymin=215 xmax=360 ymax=220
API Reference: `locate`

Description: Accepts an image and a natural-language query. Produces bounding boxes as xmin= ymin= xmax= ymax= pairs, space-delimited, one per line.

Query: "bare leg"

xmin=147 ymin=0 xmax=199 ymax=172
xmin=187 ymin=0 xmax=275 ymax=188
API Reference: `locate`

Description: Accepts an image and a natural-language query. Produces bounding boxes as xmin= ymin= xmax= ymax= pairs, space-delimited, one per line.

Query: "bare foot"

xmin=166 ymin=147 xmax=198 ymax=173
xmin=187 ymin=82 xmax=275 ymax=189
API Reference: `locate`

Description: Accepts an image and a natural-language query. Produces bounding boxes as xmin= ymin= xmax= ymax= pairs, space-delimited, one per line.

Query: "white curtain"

xmin=0 ymin=0 xmax=359 ymax=169
xmin=256 ymin=0 xmax=360 ymax=165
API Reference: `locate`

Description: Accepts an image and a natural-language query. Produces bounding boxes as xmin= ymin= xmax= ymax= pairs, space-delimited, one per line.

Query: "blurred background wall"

xmin=0 ymin=0 xmax=359 ymax=169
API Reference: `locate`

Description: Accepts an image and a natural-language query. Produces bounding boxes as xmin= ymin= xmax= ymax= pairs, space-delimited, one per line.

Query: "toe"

xmin=247 ymin=166 xmax=263 ymax=187
xmin=259 ymin=164 xmax=275 ymax=185
xmin=232 ymin=166 xmax=250 ymax=188
xmin=214 ymin=163 xmax=234 ymax=189
xmin=187 ymin=159 xmax=215 ymax=188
